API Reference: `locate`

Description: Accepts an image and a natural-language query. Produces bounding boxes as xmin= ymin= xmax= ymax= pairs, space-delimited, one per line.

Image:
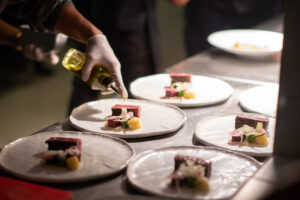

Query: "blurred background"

xmin=0 ymin=1 xmax=186 ymax=147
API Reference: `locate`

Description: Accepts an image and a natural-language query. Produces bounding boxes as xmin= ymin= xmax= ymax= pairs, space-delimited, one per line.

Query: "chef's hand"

xmin=20 ymin=28 xmax=67 ymax=65
xmin=82 ymin=34 xmax=128 ymax=99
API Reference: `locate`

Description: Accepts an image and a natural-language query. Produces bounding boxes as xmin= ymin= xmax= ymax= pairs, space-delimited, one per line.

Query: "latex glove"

xmin=20 ymin=28 xmax=67 ymax=65
xmin=82 ymin=34 xmax=128 ymax=99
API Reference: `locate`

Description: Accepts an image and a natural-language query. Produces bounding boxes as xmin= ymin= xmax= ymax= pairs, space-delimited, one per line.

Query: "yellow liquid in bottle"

xmin=62 ymin=48 xmax=113 ymax=91
xmin=62 ymin=48 xmax=85 ymax=72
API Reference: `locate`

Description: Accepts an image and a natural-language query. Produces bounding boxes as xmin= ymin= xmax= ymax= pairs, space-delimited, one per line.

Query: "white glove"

xmin=82 ymin=34 xmax=128 ymax=99
xmin=20 ymin=29 xmax=67 ymax=65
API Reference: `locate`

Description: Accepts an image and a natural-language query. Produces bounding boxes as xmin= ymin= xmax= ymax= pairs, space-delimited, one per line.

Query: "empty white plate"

xmin=0 ymin=131 xmax=135 ymax=183
xmin=130 ymin=74 xmax=233 ymax=107
xmin=70 ymin=99 xmax=187 ymax=138
xmin=127 ymin=146 xmax=260 ymax=200
xmin=239 ymin=84 xmax=279 ymax=117
xmin=194 ymin=113 xmax=276 ymax=157
xmin=208 ymin=29 xmax=283 ymax=58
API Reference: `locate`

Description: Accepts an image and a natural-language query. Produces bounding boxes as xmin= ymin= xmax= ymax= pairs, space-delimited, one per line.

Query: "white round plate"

xmin=70 ymin=99 xmax=187 ymax=138
xmin=239 ymin=84 xmax=279 ymax=117
xmin=194 ymin=113 xmax=276 ymax=157
xmin=127 ymin=146 xmax=260 ymax=200
xmin=130 ymin=74 xmax=233 ymax=107
xmin=0 ymin=131 xmax=135 ymax=183
xmin=207 ymin=29 xmax=283 ymax=58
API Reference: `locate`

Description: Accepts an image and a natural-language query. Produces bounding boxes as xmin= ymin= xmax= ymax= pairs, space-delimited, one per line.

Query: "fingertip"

xmin=121 ymin=89 xmax=128 ymax=99
xmin=118 ymin=84 xmax=128 ymax=99
xmin=81 ymin=73 xmax=89 ymax=82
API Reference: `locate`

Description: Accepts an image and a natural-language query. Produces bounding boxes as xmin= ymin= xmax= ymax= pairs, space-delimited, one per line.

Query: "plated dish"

xmin=239 ymin=84 xmax=279 ymax=117
xmin=130 ymin=74 xmax=233 ymax=107
xmin=105 ymin=104 xmax=141 ymax=130
xmin=194 ymin=113 xmax=276 ymax=157
xmin=207 ymin=29 xmax=283 ymax=58
xmin=0 ymin=131 xmax=134 ymax=183
xmin=42 ymin=137 xmax=82 ymax=170
xmin=169 ymin=154 xmax=211 ymax=192
xmin=70 ymin=99 xmax=186 ymax=138
xmin=164 ymin=73 xmax=196 ymax=100
xmin=127 ymin=146 xmax=260 ymax=200
xmin=229 ymin=114 xmax=269 ymax=147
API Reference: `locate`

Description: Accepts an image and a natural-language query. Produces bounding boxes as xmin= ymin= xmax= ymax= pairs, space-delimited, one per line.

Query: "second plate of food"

xmin=127 ymin=146 xmax=260 ymax=200
xmin=207 ymin=29 xmax=283 ymax=58
xmin=194 ymin=113 xmax=276 ymax=157
xmin=70 ymin=99 xmax=187 ymax=138
xmin=130 ymin=74 xmax=233 ymax=107
xmin=0 ymin=131 xmax=134 ymax=183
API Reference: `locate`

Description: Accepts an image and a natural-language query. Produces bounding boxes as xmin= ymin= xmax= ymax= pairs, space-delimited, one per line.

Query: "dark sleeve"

xmin=78 ymin=0 xmax=148 ymax=31
xmin=3 ymin=0 xmax=74 ymax=32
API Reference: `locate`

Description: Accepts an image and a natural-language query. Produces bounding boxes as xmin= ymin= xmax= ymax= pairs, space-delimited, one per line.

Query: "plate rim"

xmin=194 ymin=112 xmax=276 ymax=157
xmin=70 ymin=98 xmax=187 ymax=138
xmin=0 ymin=131 xmax=136 ymax=183
xmin=126 ymin=145 xmax=261 ymax=200
xmin=239 ymin=84 xmax=278 ymax=117
xmin=207 ymin=29 xmax=283 ymax=56
xmin=130 ymin=73 xmax=233 ymax=107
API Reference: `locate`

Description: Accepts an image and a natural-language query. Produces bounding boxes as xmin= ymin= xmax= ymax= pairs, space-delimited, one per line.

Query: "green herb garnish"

xmin=185 ymin=177 xmax=196 ymax=187
xmin=54 ymin=155 xmax=67 ymax=166
xmin=178 ymin=90 xmax=185 ymax=97
xmin=121 ymin=121 xmax=129 ymax=129
xmin=247 ymin=134 xmax=256 ymax=143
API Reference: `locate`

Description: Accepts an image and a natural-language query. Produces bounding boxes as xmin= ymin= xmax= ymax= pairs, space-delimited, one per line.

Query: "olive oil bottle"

xmin=62 ymin=48 xmax=118 ymax=94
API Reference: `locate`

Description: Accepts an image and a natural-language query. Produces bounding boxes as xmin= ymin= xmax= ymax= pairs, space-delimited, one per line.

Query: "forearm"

xmin=54 ymin=6 xmax=102 ymax=44
xmin=169 ymin=0 xmax=190 ymax=6
xmin=0 ymin=19 xmax=20 ymax=48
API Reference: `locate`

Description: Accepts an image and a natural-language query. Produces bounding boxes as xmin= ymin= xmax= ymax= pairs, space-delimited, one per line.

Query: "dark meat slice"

xmin=165 ymin=88 xmax=178 ymax=97
xmin=235 ymin=114 xmax=269 ymax=130
xmin=45 ymin=137 xmax=81 ymax=152
xmin=230 ymin=129 xmax=246 ymax=142
xmin=111 ymin=104 xmax=141 ymax=118
xmin=170 ymin=73 xmax=192 ymax=83
xmin=107 ymin=116 xmax=122 ymax=128
xmin=44 ymin=137 xmax=82 ymax=162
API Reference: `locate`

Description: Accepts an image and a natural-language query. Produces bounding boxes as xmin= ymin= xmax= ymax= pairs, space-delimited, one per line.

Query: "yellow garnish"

xmin=255 ymin=134 xmax=268 ymax=146
xmin=195 ymin=177 xmax=210 ymax=192
xmin=184 ymin=92 xmax=196 ymax=99
xmin=66 ymin=156 xmax=81 ymax=170
xmin=128 ymin=117 xmax=141 ymax=130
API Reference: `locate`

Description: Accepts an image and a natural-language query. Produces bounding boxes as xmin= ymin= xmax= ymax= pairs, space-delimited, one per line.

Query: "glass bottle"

xmin=62 ymin=48 xmax=117 ymax=94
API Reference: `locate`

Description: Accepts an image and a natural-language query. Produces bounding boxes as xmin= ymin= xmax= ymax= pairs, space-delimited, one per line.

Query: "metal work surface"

xmin=0 ymin=69 xmax=277 ymax=200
